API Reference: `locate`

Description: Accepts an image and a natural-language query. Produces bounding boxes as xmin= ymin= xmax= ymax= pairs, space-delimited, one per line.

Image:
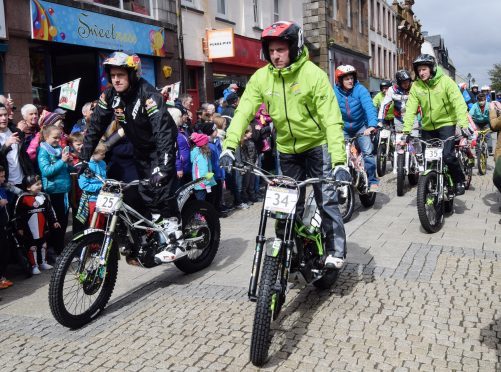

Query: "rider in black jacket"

xmin=81 ymin=52 xmax=178 ymax=220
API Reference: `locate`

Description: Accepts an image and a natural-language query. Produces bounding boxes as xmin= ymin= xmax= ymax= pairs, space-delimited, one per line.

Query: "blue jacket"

xmin=469 ymin=103 xmax=490 ymax=125
xmin=38 ymin=144 xmax=71 ymax=194
xmin=334 ymin=81 xmax=378 ymax=134
xmin=78 ymin=159 xmax=107 ymax=202
xmin=191 ymin=147 xmax=217 ymax=190
xmin=460 ymin=88 xmax=473 ymax=109
xmin=209 ymin=138 xmax=224 ymax=181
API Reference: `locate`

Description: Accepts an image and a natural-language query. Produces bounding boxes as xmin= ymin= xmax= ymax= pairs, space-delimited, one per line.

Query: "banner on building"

xmin=58 ymin=78 xmax=81 ymax=111
xmin=207 ymin=29 xmax=235 ymax=59
xmin=164 ymin=82 xmax=180 ymax=106
xmin=30 ymin=0 xmax=167 ymax=56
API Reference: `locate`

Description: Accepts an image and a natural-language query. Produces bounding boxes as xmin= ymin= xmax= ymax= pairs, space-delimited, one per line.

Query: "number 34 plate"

xmin=96 ymin=192 xmax=122 ymax=214
xmin=264 ymin=186 xmax=299 ymax=214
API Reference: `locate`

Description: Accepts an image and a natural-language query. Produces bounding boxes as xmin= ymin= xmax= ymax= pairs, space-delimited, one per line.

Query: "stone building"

xmin=422 ymin=33 xmax=456 ymax=80
xmin=2 ymin=0 xmax=179 ymax=125
xmin=392 ymin=0 xmax=424 ymax=72
xmin=368 ymin=0 xmax=398 ymax=92
xmin=303 ymin=0 xmax=371 ymax=86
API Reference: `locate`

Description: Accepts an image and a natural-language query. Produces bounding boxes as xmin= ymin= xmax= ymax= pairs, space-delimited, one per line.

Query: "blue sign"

xmin=31 ymin=0 xmax=168 ymax=56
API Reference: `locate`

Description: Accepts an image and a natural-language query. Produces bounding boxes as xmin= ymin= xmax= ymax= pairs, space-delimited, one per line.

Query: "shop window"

xmin=89 ymin=0 xmax=152 ymax=17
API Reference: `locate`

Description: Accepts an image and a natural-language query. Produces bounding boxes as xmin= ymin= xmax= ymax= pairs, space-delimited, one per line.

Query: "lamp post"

xmin=471 ymin=78 xmax=476 ymax=88
xmin=467 ymin=73 xmax=472 ymax=89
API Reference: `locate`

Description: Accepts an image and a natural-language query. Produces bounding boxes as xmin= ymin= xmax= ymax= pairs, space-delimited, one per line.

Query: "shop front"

xmin=27 ymin=0 xmax=176 ymax=127
xmin=209 ymin=34 xmax=266 ymax=102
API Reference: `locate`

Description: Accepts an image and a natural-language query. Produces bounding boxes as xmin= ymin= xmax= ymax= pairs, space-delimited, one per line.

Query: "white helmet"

xmin=481 ymin=85 xmax=491 ymax=92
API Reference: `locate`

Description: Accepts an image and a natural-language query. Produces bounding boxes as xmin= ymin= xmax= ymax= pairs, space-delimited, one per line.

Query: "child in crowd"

xmin=37 ymin=125 xmax=72 ymax=256
xmin=15 ymin=175 xmax=59 ymax=275
xmin=77 ymin=143 xmax=107 ymax=228
xmin=0 ymin=166 xmax=13 ymax=287
xmin=190 ymin=132 xmax=217 ymax=201
xmin=27 ymin=111 xmax=66 ymax=163
xmin=68 ymin=132 xmax=85 ymax=234
xmin=240 ymin=126 xmax=258 ymax=204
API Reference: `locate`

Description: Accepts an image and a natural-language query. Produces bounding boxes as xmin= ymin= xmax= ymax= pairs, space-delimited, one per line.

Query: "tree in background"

xmin=489 ymin=63 xmax=501 ymax=92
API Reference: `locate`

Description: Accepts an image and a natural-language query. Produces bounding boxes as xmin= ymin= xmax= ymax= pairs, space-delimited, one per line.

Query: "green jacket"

xmin=403 ymin=67 xmax=468 ymax=133
xmin=223 ymin=48 xmax=346 ymax=166
xmin=373 ymin=91 xmax=394 ymax=120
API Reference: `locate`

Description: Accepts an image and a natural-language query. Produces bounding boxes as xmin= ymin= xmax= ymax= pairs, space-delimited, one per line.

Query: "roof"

xmin=424 ymin=35 xmax=443 ymax=48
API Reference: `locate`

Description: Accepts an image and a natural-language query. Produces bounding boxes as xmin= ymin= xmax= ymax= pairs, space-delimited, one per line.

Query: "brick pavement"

xmin=0 ymin=157 xmax=500 ymax=371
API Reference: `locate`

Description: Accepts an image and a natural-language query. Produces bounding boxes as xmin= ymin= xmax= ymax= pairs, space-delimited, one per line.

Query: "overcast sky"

xmin=412 ymin=0 xmax=500 ymax=86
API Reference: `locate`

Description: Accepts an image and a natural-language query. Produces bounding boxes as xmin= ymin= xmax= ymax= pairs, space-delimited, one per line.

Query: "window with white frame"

xmin=88 ymin=0 xmax=153 ymax=17
xmin=217 ymin=0 xmax=227 ymax=17
xmin=273 ymin=0 xmax=279 ymax=22
xmin=347 ymin=0 xmax=352 ymax=28
xmin=181 ymin=0 xmax=195 ymax=7
xmin=253 ymin=0 xmax=260 ymax=26
xmin=331 ymin=0 xmax=338 ymax=20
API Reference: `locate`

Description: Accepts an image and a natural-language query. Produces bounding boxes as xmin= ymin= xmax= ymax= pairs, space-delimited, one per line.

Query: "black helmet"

xmin=395 ymin=69 xmax=411 ymax=86
xmin=261 ymin=21 xmax=304 ymax=64
xmin=412 ymin=54 xmax=437 ymax=78
xmin=103 ymin=51 xmax=142 ymax=87
xmin=380 ymin=80 xmax=391 ymax=90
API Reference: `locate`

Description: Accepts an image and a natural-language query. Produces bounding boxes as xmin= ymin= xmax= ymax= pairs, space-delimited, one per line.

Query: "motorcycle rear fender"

xmin=265 ymin=238 xmax=283 ymax=257
xmin=72 ymin=228 xmax=106 ymax=242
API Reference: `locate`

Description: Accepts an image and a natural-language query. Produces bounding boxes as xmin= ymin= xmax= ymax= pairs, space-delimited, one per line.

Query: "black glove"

xmin=150 ymin=166 xmax=169 ymax=187
xmin=219 ymin=148 xmax=235 ymax=169
xmin=76 ymin=161 xmax=89 ymax=177
xmin=461 ymin=127 xmax=473 ymax=138
xmin=332 ymin=165 xmax=352 ymax=183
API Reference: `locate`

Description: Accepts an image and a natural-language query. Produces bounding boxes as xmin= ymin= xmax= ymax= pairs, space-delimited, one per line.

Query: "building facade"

xmin=303 ymin=0 xmax=371 ymax=86
xmin=392 ymin=0 xmax=423 ymax=73
xmin=422 ymin=34 xmax=456 ymax=80
xmin=3 ymin=0 xmax=179 ymax=125
xmin=179 ymin=0 xmax=304 ymax=111
xmin=368 ymin=0 xmax=397 ymax=92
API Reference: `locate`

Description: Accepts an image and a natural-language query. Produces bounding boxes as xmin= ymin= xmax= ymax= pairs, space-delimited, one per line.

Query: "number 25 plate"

xmin=96 ymin=192 xmax=122 ymax=213
xmin=264 ymin=186 xmax=299 ymax=214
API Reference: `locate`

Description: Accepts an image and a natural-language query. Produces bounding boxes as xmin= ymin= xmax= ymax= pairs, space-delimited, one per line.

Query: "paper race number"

xmin=96 ymin=192 xmax=122 ymax=214
xmin=425 ymin=147 xmax=442 ymax=160
xmin=380 ymin=129 xmax=391 ymax=139
xmin=264 ymin=186 xmax=299 ymax=214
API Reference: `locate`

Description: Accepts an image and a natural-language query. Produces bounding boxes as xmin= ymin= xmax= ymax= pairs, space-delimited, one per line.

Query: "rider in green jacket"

xmin=220 ymin=21 xmax=348 ymax=268
xmin=402 ymin=54 xmax=469 ymax=195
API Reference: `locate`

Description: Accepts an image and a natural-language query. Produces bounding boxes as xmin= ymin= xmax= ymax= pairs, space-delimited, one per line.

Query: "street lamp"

xmin=467 ymin=73 xmax=472 ymax=89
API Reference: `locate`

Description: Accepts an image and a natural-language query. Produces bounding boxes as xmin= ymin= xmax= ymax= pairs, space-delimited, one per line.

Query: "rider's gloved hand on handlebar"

xmin=150 ymin=166 xmax=169 ymax=187
xmin=219 ymin=148 xmax=235 ymax=169
xmin=461 ymin=127 xmax=474 ymax=138
xmin=332 ymin=165 xmax=352 ymax=183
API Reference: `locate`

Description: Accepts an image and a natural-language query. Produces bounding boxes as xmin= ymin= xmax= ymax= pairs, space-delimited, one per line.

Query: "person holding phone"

xmin=0 ymin=103 xmax=34 ymax=191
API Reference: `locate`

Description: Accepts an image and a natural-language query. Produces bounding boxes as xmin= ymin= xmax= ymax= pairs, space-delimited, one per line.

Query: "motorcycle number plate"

xmin=96 ymin=192 xmax=122 ymax=214
xmin=264 ymin=186 xmax=299 ymax=214
xmin=425 ymin=147 xmax=442 ymax=160
xmin=380 ymin=129 xmax=391 ymax=139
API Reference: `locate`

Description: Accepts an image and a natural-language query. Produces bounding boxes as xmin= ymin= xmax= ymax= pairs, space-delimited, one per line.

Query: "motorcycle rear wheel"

xmin=49 ymin=231 xmax=118 ymax=329
xmin=313 ymin=268 xmax=340 ymax=289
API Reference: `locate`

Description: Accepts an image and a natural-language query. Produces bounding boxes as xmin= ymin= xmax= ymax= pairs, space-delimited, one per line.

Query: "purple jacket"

xmin=176 ymin=129 xmax=191 ymax=174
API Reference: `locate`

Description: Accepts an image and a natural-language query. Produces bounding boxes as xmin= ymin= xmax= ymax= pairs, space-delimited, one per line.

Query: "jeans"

xmin=278 ymin=144 xmax=346 ymax=258
xmin=493 ymin=157 xmax=501 ymax=193
xmin=346 ymin=126 xmax=378 ymax=186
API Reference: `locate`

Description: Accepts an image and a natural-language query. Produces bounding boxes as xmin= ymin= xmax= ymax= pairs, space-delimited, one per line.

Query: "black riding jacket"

xmin=82 ymin=78 xmax=177 ymax=172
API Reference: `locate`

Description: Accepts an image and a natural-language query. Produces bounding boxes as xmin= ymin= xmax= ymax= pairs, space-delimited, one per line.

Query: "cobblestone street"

xmin=1 ymin=160 xmax=500 ymax=371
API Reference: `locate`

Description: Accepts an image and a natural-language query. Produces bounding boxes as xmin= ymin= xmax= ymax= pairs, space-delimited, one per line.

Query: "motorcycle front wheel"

xmin=250 ymin=254 xmax=281 ymax=367
xmin=417 ymin=171 xmax=444 ymax=233
xmin=49 ymin=231 xmax=118 ymax=329
xmin=338 ymin=184 xmax=355 ymax=223
xmin=477 ymin=143 xmax=488 ymax=175
xmin=396 ymin=153 xmax=406 ymax=197
xmin=376 ymin=142 xmax=387 ymax=177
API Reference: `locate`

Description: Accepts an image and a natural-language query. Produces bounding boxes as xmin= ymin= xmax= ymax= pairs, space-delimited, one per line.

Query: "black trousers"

xmin=48 ymin=193 xmax=69 ymax=255
xmin=278 ymin=144 xmax=346 ymax=258
xmin=421 ymin=125 xmax=464 ymax=184
xmin=134 ymin=151 xmax=177 ymax=219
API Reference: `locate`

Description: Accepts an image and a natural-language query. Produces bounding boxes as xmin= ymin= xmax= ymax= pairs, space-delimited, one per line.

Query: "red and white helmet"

xmin=261 ymin=21 xmax=304 ymax=64
xmin=335 ymin=65 xmax=357 ymax=83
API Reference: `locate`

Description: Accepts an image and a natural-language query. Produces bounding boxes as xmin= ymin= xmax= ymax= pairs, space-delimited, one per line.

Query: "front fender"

xmin=71 ymin=228 xmax=106 ymax=242
xmin=265 ymin=238 xmax=282 ymax=257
